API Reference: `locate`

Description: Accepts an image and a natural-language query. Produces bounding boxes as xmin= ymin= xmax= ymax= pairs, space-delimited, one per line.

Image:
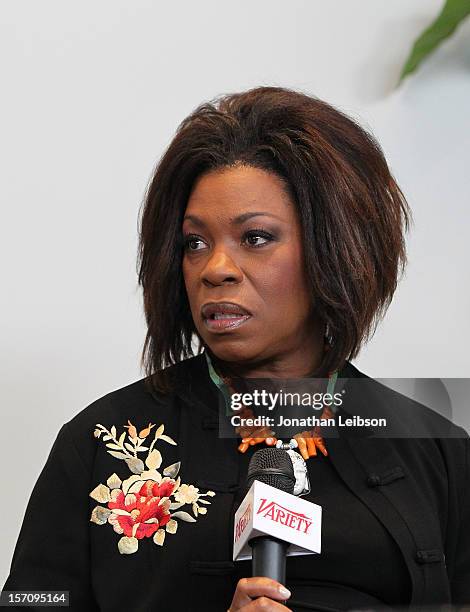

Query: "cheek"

xmin=260 ymin=248 xmax=308 ymax=296
xmin=182 ymin=258 xmax=195 ymax=288
xmin=254 ymin=250 xmax=312 ymax=320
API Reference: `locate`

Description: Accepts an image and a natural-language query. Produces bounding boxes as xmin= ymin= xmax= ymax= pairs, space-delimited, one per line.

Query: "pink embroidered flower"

xmin=107 ymin=478 xmax=176 ymax=539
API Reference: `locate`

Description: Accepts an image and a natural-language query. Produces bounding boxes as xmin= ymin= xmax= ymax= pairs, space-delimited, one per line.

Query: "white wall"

xmin=1 ymin=0 xmax=469 ymax=584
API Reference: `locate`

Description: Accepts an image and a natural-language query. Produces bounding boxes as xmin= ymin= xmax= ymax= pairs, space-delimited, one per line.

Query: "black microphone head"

xmin=246 ymin=448 xmax=295 ymax=494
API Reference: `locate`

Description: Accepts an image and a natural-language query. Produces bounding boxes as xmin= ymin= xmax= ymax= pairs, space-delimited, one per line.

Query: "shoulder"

xmin=343 ymin=361 xmax=468 ymax=439
xmin=61 ymin=355 xmax=205 ymax=471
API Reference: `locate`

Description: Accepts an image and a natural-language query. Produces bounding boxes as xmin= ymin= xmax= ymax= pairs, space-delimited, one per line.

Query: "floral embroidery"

xmin=89 ymin=421 xmax=215 ymax=554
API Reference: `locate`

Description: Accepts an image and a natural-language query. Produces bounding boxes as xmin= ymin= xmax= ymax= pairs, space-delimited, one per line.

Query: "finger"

xmin=238 ymin=597 xmax=292 ymax=610
xmin=229 ymin=577 xmax=291 ymax=610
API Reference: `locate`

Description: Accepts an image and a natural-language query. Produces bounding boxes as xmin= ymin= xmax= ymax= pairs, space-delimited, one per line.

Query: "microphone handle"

xmin=250 ymin=536 xmax=289 ymax=584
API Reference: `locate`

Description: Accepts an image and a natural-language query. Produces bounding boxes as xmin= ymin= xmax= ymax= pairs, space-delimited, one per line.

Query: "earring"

xmin=325 ymin=323 xmax=333 ymax=347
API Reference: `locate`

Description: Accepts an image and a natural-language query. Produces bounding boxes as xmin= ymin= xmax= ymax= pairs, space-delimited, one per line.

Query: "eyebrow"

xmin=183 ymin=211 xmax=281 ymax=226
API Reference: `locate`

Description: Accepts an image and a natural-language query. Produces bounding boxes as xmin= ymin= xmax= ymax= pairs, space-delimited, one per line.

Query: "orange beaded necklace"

xmin=205 ymin=349 xmax=338 ymax=462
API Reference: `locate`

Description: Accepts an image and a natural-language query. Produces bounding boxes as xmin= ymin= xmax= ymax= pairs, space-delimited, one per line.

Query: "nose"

xmin=201 ymin=248 xmax=243 ymax=287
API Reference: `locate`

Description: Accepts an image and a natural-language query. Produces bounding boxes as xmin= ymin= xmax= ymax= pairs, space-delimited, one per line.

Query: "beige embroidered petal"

xmin=90 ymin=484 xmax=111 ymax=503
xmin=145 ymin=449 xmax=162 ymax=470
xmin=153 ymin=529 xmax=165 ymax=546
xmin=108 ymin=514 xmax=124 ymax=534
xmin=118 ymin=536 xmax=138 ymax=554
xmin=106 ymin=473 xmax=122 ymax=490
xmin=90 ymin=506 xmax=112 ymax=525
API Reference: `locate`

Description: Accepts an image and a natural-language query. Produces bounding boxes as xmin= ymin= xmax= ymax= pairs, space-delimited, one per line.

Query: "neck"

xmin=210 ymin=335 xmax=327 ymax=381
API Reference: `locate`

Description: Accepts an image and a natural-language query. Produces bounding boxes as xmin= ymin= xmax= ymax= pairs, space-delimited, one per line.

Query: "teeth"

xmin=213 ymin=313 xmax=243 ymax=320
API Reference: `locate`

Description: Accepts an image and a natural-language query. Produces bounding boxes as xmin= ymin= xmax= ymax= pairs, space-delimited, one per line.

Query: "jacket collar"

xmin=169 ymin=352 xmax=450 ymax=605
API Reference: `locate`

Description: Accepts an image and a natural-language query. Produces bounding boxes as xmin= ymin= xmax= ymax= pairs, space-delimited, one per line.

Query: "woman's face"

xmin=182 ymin=165 xmax=321 ymax=374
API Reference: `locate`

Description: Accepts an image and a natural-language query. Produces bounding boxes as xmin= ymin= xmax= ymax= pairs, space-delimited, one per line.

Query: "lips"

xmin=202 ymin=302 xmax=250 ymax=318
xmin=201 ymin=302 xmax=252 ymax=332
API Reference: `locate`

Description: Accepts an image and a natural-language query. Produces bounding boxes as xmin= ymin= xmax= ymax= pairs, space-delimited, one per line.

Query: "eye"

xmin=183 ymin=234 xmax=207 ymax=251
xmin=242 ymin=229 xmax=275 ymax=248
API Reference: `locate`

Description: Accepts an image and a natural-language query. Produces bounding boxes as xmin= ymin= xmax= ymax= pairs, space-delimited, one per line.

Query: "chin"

xmin=204 ymin=338 xmax=261 ymax=365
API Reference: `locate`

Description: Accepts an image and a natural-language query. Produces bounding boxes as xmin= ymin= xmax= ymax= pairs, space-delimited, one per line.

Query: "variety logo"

xmin=256 ymin=498 xmax=313 ymax=534
xmin=234 ymin=503 xmax=252 ymax=542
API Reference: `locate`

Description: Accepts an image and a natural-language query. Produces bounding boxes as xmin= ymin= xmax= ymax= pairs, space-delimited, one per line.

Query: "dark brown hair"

xmin=137 ymin=86 xmax=411 ymax=392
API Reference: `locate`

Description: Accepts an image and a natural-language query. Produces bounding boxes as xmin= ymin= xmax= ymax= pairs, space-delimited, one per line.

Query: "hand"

xmin=228 ymin=577 xmax=292 ymax=611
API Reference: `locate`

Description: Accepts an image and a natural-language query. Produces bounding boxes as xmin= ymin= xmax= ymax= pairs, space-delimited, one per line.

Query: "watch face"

xmin=288 ymin=449 xmax=311 ymax=497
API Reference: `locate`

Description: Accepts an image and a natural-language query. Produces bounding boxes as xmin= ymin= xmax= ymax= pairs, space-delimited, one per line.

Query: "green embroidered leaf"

xmin=118 ymin=431 xmax=126 ymax=446
xmin=159 ymin=434 xmax=176 ymax=445
xmin=163 ymin=461 xmax=180 ymax=479
xmin=400 ymin=0 xmax=470 ymax=82
xmin=125 ymin=456 xmax=145 ymax=474
xmin=111 ymin=425 xmax=117 ymax=438
xmin=154 ymin=424 xmax=164 ymax=439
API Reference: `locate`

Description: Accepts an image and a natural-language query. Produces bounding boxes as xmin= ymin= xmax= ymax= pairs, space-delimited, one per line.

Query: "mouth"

xmin=201 ymin=302 xmax=252 ymax=332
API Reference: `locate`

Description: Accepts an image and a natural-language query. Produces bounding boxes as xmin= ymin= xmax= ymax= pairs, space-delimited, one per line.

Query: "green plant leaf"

xmin=399 ymin=0 xmax=470 ymax=82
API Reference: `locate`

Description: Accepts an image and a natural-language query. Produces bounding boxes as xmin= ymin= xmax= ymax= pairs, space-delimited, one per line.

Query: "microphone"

xmin=233 ymin=447 xmax=322 ymax=583
xmin=246 ymin=448 xmax=295 ymax=584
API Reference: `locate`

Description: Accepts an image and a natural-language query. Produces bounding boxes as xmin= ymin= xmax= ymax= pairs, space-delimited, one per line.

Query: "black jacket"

xmin=3 ymin=355 xmax=470 ymax=611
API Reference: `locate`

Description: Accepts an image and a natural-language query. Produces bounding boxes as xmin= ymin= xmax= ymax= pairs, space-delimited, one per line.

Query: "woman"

xmin=3 ymin=87 xmax=469 ymax=611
